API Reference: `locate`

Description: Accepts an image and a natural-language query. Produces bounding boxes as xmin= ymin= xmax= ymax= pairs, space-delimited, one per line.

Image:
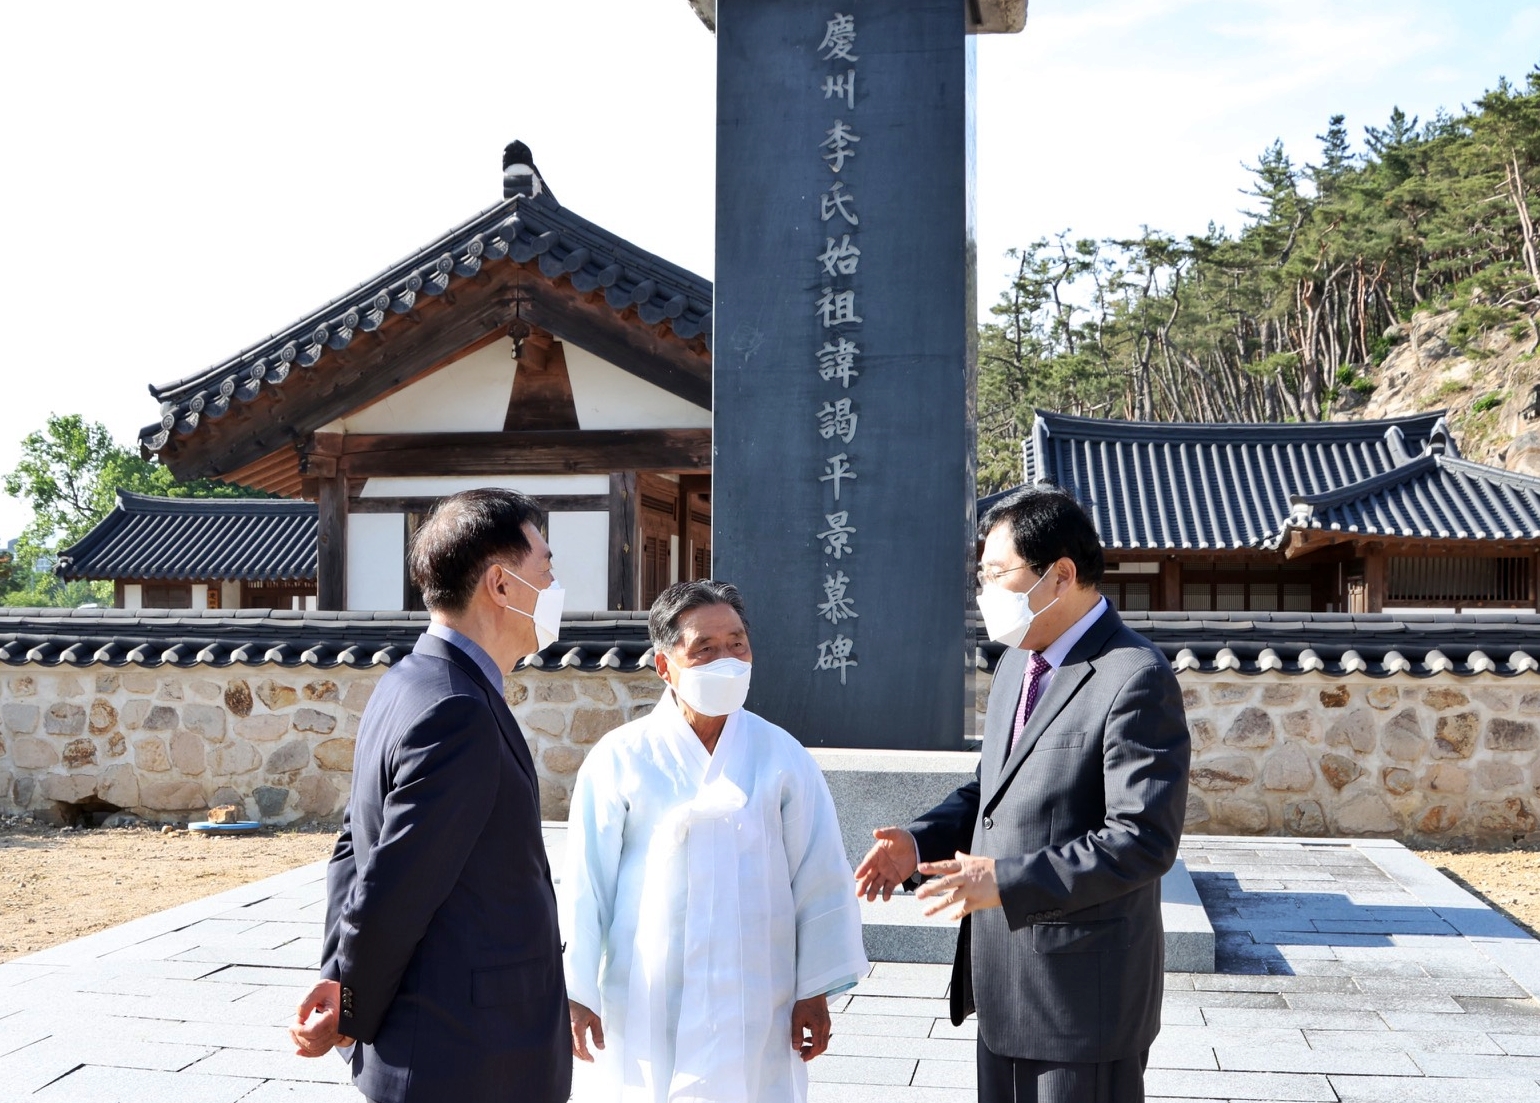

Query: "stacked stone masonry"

xmin=0 ymin=666 xmax=662 ymax=825
xmin=4 ymin=662 xmax=1540 ymax=843
xmin=970 ymin=668 xmax=1540 ymax=844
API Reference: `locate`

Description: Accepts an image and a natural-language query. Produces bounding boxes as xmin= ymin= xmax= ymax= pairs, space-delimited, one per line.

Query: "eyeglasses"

xmin=976 ymin=563 xmax=1032 ymax=588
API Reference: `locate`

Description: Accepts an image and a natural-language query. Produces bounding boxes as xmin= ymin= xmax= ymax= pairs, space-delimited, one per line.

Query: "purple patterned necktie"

xmin=1010 ymin=653 xmax=1053 ymax=753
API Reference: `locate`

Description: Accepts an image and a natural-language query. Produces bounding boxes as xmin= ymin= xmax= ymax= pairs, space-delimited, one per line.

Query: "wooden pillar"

xmin=608 ymin=472 xmax=638 ymax=611
xmin=310 ymin=433 xmax=347 ymax=611
xmin=1363 ymin=546 xmax=1387 ymax=614
xmin=1159 ymin=558 xmax=1182 ymax=612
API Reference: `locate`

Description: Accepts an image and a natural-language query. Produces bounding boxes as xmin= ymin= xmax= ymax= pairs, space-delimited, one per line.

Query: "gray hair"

xmin=648 ymin=580 xmax=751 ymax=653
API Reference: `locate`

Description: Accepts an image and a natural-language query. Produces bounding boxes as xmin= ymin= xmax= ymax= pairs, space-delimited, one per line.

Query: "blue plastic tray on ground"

xmin=186 ymin=820 xmax=263 ymax=833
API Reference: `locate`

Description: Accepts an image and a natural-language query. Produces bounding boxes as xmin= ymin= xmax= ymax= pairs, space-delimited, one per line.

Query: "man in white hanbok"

xmin=563 ymin=580 xmax=868 ymax=1103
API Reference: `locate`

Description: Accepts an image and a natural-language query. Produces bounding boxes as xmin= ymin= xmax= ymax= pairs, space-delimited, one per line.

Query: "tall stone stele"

xmin=697 ymin=0 xmax=1025 ymax=749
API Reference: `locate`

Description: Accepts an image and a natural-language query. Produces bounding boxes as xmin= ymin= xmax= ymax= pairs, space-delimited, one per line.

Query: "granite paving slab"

xmin=5 ymin=835 xmax=1540 ymax=1101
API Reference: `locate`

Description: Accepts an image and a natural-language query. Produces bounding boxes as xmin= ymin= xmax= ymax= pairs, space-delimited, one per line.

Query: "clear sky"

xmin=1 ymin=0 xmax=1535 ymax=542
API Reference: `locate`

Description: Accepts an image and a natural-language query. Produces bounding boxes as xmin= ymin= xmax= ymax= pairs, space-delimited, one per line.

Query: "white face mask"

xmin=977 ymin=570 xmax=1059 ymax=649
xmin=668 ymin=656 xmax=752 ymax=717
xmin=501 ymin=567 xmax=565 ymax=652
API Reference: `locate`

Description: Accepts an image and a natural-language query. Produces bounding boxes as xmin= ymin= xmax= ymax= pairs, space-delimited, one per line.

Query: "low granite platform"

xmin=3 ymin=836 xmax=1540 ymax=1102
xmin=853 ymin=859 xmax=1214 ymax=971
xmin=810 ymin=748 xmax=1215 ymax=969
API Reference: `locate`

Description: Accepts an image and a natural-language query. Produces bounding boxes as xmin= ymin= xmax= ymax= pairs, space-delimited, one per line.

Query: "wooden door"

xmin=638 ymin=475 xmax=680 ymax=607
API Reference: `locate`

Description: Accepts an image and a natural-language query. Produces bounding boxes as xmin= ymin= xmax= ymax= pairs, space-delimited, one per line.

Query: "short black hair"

xmin=407 ymin=488 xmax=544 ymax=614
xmin=979 ymin=487 xmax=1105 ymax=586
xmin=649 ymin=580 xmax=751 ymax=653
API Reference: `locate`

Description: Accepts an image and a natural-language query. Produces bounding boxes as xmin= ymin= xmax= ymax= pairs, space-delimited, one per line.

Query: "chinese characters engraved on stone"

xmin=820 ymin=182 xmax=860 ymax=226
xmin=816 ymin=399 xmax=858 ymax=444
xmin=814 ymin=634 xmax=859 ymax=684
xmin=818 ymin=13 xmax=858 ymax=61
xmin=819 ymin=453 xmax=857 ymax=500
xmin=817 ymin=571 xmax=860 ymax=624
xmin=817 ymin=338 xmax=860 ymax=388
xmin=812 ymin=11 xmax=865 ymax=685
xmin=818 ymin=512 xmax=856 ymax=559
xmin=818 ymin=234 xmax=861 ymax=276
xmin=821 ymin=120 xmax=859 ymax=173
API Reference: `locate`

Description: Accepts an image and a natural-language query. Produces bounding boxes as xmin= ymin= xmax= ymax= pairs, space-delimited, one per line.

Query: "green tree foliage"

xmin=976 ymin=68 xmax=1540 ymax=494
xmin=2 ymin=413 xmax=269 ymax=607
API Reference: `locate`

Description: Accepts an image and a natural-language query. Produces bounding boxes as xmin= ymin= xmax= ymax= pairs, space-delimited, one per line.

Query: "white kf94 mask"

xmin=670 ymin=657 xmax=752 ymax=717
xmin=976 ymin=571 xmax=1059 ymax=649
xmin=501 ymin=568 xmax=565 ymax=651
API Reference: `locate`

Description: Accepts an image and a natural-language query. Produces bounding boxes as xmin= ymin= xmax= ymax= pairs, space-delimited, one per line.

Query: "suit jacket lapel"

xmin=412 ymin=634 xmax=538 ymax=790
xmin=984 ymin=604 xmax=1123 ymax=814
xmin=980 ymin=647 xmax=1028 ymax=802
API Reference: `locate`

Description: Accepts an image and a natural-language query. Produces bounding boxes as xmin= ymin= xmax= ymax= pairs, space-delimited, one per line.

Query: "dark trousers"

xmin=977 ymin=1037 xmax=1148 ymax=1103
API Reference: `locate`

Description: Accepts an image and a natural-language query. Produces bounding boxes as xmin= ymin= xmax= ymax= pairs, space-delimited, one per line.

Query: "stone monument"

xmin=704 ymin=0 xmax=1024 ymax=750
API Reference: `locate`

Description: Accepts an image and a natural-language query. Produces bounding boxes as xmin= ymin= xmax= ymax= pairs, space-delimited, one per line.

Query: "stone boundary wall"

xmin=0 ymin=666 xmax=662 ymax=825
xmin=974 ymin=667 xmax=1540 ymax=844
xmin=4 ymin=662 xmax=1540 ymax=844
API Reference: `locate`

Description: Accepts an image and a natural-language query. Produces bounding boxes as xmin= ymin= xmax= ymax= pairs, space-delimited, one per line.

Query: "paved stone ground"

xmin=3 ymin=835 xmax=1540 ymax=1102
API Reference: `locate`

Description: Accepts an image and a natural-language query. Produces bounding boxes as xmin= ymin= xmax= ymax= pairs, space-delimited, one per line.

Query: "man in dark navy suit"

xmin=290 ymin=488 xmax=571 ymax=1103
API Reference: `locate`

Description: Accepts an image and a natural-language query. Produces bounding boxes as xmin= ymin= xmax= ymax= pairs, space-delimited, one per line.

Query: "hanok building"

xmin=55 ymin=492 xmax=317 ymax=611
xmin=137 ymin=144 xmax=712 ymax=613
xmin=987 ymin=410 xmax=1540 ymax=614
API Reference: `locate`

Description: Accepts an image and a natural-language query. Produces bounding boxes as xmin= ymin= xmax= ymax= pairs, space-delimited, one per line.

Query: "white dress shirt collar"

xmin=1028 ymin=595 xmax=1108 ymax=672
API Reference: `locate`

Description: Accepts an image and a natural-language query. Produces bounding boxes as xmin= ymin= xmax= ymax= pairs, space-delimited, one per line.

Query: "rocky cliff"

xmin=1350 ymin=310 xmax=1540 ymax=475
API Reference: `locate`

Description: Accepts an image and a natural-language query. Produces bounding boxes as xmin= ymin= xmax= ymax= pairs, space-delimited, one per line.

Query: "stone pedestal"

xmin=812 ymin=748 xmax=1215 ymax=969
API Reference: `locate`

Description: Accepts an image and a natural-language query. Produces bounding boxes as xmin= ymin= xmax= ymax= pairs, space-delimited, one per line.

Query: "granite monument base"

xmin=810 ymin=749 xmax=1215 ymax=970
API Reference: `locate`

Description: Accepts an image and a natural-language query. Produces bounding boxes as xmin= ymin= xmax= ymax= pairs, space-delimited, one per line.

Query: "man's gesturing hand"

xmin=290 ymin=979 xmax=354 ymax=1058
xmin=854 ymin=826 xmax=919 ymax=901
xmin=570 ymin=1000 xmax=606 ymax=1062
xmin=915 ymin=851 xmax=1002 ymax=920
xmin=791 ymin=994 xmax=831 ymax=1062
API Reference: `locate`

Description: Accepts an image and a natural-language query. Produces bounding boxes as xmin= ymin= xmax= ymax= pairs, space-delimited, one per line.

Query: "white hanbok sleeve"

xmin=562 ymin=746 xmax=627 ymax=1014
xmin=781 ymin=745 xmax=870 ymax=1000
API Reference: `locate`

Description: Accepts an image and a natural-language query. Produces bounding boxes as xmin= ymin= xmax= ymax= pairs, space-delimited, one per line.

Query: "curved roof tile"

xmin=1027 ymin=410 xmax=1449 ymax=550
xmin=4 ymin=609 xmax=1538 ymax=679
xmin=55 ymin=492 xmax=317 ymax=582
xmin=137 ymin=187 xmax=711 ymax=456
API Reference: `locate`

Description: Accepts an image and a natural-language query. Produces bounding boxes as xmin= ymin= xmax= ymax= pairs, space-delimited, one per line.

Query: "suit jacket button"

xmin=982 ymin=816 xmax=994 ymax=830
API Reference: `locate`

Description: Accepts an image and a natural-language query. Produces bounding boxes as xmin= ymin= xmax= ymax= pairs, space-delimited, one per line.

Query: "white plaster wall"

xmin=347 ymin=514 xmax=406 ymax=611
xmin=220 ymin=582 xmax=241 ymax=610
xmin=122 ymin=584 xmax=142 ymax=611
xmin=564 ymin=344 xmax=712 ymax=430
xmin=548 ymin=512 xmax=611 ymax=612
xmin=321 ymin=339 xmax=517 ymax=434
xmin=358 ymin=475 xmax=611 ymax=498
xmin=190 ymin=587 xmax=208 ymax=611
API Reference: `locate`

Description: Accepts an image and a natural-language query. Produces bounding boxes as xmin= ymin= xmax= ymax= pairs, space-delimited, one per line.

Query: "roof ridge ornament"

xmin=503 ymin=140 xmax=553 ymax=204
xmin=1426 ymin=416 xmax=1461 ymax=459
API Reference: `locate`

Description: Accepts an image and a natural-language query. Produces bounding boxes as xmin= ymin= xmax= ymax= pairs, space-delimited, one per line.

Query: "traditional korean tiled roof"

xmin=990 ymin=410 xmax=1531 ymax=551
xmin=0 ymin=610 xmax=657 ymax=673
xmin=55 ymin=492 xmax=317 ymax=583
xmin=137 ymin=173 xmax=712 ymax=456
xmin=3 ymin=609 xmax=1538 ymax=680
xmin=977 ymin=610 xmax=1540 ymax=679
xmin=1278 ymin=453 xmax=1540 ymax=546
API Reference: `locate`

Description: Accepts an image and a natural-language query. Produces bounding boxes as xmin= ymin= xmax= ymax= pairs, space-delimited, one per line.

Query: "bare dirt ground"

xmin=0 ymin=820 xmax=336 ymax=962
xmin=5 ymin=821 xmax=1540 ymax=963
xmin=1417 ymin=841 xmax=1540 ymax=939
